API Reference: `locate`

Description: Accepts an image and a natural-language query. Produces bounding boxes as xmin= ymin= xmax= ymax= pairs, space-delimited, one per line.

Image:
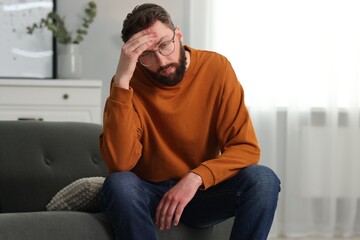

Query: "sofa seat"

xmin=0 ymin=212 xmax=114 ymax=240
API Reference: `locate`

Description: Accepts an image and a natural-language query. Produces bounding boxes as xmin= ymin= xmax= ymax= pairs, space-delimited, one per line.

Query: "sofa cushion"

xmin=47 ymin=177 xmax=105 ymax=212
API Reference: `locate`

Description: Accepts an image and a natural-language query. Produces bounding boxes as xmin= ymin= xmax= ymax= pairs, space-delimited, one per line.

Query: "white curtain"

xmin=188 ymin=0 xmax=360 ymax=237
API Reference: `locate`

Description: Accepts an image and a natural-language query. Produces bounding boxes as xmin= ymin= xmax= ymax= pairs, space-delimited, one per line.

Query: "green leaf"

xmin=25 ymin=1 xmax=96 ymax=44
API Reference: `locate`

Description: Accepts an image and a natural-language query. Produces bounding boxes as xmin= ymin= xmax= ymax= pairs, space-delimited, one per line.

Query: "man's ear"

xmin=175 ymin=27 xmax=184 ymax=44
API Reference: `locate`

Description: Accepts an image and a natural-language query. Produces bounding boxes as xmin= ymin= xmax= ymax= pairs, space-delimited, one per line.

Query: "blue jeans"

xmin=99 ymin=164 xmax=280 ymax=240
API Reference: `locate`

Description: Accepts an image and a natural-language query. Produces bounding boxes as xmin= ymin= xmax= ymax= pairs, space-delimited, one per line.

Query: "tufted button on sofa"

xmin=0 ymin=121 xmax=232 ymax=240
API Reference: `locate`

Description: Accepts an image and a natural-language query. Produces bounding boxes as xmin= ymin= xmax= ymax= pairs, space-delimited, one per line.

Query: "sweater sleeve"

xmin=99 ymin=79 xmax=143 ymax=172
xmin=191 ymin=62 xmax=260 ymax=189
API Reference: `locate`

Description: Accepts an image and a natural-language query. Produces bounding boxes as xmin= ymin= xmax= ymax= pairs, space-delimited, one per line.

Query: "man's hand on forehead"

xmin=141 ymin=28 xmax=159 ymax=47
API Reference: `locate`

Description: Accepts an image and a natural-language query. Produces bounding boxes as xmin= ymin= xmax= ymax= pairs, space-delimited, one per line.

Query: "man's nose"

xmin=154 ymin=51 xmax=166 ymax=66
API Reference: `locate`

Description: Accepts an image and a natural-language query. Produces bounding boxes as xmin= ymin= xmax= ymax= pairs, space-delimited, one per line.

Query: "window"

xmin=208 ymin=0 xmax=360 ymax=108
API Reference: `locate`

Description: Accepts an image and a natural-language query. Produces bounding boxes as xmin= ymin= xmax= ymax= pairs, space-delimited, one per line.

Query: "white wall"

xmin=57 ymin=0 xmax=190 ymax=114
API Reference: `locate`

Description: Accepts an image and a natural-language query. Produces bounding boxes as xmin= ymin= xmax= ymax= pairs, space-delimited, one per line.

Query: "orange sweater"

xmin=99 ymin=46 xmax=260 ymax=189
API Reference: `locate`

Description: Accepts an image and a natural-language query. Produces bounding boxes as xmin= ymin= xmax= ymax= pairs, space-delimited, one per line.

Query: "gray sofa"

xmin=0 ymin=121 xmax=232 ymax=240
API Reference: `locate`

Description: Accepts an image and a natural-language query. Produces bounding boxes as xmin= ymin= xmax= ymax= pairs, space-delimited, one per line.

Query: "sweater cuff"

xmin=110 ymin=85 xmax=133 ymax=105
xmin=191 ymin=164 xmax=215 ymax=190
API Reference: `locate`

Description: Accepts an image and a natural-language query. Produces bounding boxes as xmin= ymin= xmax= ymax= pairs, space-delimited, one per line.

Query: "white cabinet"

xmin=0 ymin=79 xmax=102 ymax=123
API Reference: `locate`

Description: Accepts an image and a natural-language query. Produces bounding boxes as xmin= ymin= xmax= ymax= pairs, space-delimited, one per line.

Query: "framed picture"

xmin=0 ymin=0 xmax=55 ymax=79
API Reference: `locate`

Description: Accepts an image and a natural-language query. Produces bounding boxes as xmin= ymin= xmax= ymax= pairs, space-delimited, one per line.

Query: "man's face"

xmin=140 ymin=21 xmax=187 ymax=86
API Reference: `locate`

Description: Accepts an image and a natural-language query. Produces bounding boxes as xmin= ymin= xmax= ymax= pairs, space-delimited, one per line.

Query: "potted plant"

xmin=26 ymin=1 xmax=97 ymax=79
xmin=26 ymin=1 xmax=97 ymax=44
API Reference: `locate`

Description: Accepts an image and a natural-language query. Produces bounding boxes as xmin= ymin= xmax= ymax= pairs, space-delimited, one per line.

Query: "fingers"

xmin=114 ymin=29 xmax=157 ymax=86
xmin=155 ymin=196 xmax=171 ymax=230
xmin=154 ymin=173 xmax=201 ymax=230
xmin=163 ymin=203 xmax=175 ymax=230
xmin=155 ymin=196 xmax=174 ymax=230
xmin=123 ymin=29 xmax=157 ymax=58
xmin=172 ymin=203 xmax=185 ymax=226
xmin=155 ymin=194 xmax=186 ymax=230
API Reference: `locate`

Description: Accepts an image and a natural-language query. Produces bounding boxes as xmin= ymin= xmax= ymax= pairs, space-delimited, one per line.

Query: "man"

xmin=99 ymin=3 xmax=280 ymax=240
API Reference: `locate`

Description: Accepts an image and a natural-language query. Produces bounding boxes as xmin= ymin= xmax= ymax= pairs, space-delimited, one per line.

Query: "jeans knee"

xmin=241 ymin=165 xmax=281 ymax=205
xmin=251 ymin=165 xmax=280 ymax=186
xmin=100 ymin=171 xmax=142 ymax=206
xmin=253 ymin=165 xmax=280 ymax=189
xmin=104 ymin=171 xmax=139 ymax=186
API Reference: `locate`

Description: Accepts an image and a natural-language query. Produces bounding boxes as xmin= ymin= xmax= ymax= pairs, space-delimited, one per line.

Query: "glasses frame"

xmin=138 ymin=29 xmax=176 ymax=67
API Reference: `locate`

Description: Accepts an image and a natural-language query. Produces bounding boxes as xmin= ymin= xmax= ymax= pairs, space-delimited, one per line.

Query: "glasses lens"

xmin=159 ymin=41 xmax=175 ymax=56
xmin=138 ymin=34 xmax=175 ymax=67
xmin=138 ymin=52 xmax=155 ymax=66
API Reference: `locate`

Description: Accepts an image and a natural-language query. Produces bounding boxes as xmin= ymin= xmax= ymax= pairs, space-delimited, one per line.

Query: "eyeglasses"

xmin=138 ymin=30 xmax=176 ymax=67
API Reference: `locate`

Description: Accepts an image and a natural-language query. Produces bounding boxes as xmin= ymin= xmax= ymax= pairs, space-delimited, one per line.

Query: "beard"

xmin=145 ymin=45 xmax=187 ymax=86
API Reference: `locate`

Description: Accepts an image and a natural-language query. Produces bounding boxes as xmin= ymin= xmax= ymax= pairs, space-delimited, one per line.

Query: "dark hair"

xmin=121 ymin=3 xmax=175 ymax=43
